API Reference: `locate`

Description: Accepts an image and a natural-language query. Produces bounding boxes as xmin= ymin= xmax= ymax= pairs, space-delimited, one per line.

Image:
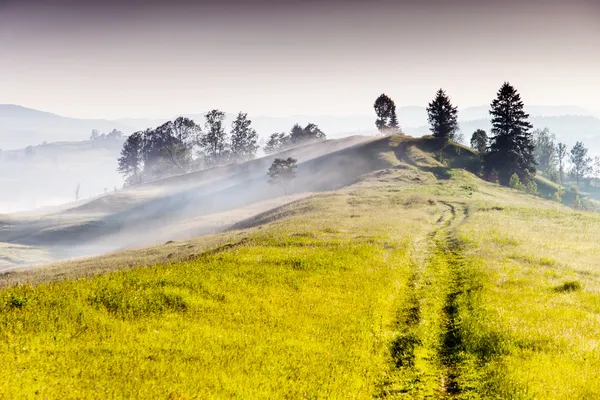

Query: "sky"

xmin=0 ymin=0 xmax=599 ymax=119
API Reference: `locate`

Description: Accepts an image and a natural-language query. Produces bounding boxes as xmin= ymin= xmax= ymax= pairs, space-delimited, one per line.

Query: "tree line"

xmin=118 ymin=111 xmax=325 ymax=185
xmin=375 ymin=83 xmax=600 ymax=192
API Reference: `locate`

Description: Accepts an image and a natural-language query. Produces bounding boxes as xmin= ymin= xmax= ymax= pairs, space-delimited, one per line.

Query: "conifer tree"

xmin=388 ymin=106 xmax=400 ymax=133
xmin=484 ymin=82 xmax=535 ymax=185
xmin=426 ymin=89 xmax=459 ymax=141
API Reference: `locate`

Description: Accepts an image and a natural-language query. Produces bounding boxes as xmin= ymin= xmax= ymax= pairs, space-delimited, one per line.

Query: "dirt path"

xmin=377 ymin=201 xmax=471 ymax=399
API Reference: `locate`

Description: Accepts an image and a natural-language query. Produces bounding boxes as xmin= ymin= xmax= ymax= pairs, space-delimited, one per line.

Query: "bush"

xmin=554 ymin=281 xmax=582 ymax=293
xmin=525 ymin=181 xmax=538 ymax=195
xmin=553 ymin=187 xmax=565 ymax=203
xmin=9 ymin=295 xmax=28 ymax=309
xmin=509 ymin=173 xmax=525 ymax=191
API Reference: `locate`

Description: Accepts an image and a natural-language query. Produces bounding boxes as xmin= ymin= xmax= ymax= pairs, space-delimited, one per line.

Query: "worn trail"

xmin=376 ymin=201 xmax=471 ymax=399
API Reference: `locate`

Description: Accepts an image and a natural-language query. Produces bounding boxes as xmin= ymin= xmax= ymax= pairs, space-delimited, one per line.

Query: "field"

xmin=1 ymin=135 xmax=599 ymax=399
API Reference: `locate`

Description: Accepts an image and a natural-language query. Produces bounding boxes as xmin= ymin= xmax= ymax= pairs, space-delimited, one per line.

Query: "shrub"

xmin=525 ymin=181 xmax=538 ymax=195
xmin=509 ymin=173 xmax=525 ymax=191
xmin=554 ymin=281 xmax=582 ymax=293
xmin=9 ymin=295 xmax=28 ymax=309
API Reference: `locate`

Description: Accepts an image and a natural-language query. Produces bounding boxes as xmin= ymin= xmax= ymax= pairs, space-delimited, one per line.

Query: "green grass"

xmin=2 ymin=135 xmax=600 ymax=398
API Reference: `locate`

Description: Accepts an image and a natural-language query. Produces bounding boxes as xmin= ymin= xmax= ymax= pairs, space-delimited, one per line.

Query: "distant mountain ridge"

xmin=1 ymin=104 xmax=599 ymax=151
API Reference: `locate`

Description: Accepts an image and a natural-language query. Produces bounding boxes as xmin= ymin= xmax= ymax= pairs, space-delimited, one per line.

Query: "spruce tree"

xmin=484 ymin=82 xmax=535 ymax=185
xmin=426 ymin=89 xmax=459 ymax=141
xmin=388 ymin=106 xmax=400 ymax=133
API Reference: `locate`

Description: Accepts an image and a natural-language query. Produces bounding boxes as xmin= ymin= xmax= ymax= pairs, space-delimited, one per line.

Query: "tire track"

xmin=376 ymin=201 xmax=469 ymax=399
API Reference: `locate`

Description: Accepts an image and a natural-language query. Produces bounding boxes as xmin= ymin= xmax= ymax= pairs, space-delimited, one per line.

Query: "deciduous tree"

xmin=202 ymin=109 xmax=228 ymax=166
xmin=373 ymin=94 xmax=398 ymax=134
xmin=267 ymin=157 xmax=298 ymax=194
xmin=569 ymin=141 xmax=592 ymax=188
xmin=470 ymin=129 xmax=488 ymax=154
xmin=230 ymin=112 xmax=259 ymax=162
xmin=117 ymin=131 xmax=144 ymax=185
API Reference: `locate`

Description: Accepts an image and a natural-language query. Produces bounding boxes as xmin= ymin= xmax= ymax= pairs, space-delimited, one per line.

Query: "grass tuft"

xmin=554 ymin=280 xmax=582 ymax=293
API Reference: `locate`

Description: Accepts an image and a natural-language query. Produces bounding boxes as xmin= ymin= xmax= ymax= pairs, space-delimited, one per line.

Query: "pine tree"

xmin=230 ymin=112 xmax=259 ymax=162
xmin=484 ymin=82 xmax=535 ymax=185
xmin=426 ymin=89 xmax=459 ymax=141
xmin=290 ymin=124 xmax=305 ymax=144
xmin=389 ymin=106 xmax=400 ymax=133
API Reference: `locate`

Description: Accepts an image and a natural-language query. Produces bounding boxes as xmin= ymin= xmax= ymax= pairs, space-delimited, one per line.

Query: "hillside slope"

xmin=1 ymin=134 xmax=599 ymax=399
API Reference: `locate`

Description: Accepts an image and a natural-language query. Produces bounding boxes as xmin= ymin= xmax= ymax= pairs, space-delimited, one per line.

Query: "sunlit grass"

xmin=1 ymin=136 xmax=600 ymax=398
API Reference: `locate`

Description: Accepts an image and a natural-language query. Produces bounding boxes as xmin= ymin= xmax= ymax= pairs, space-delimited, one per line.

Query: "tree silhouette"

xmin=230 ymin=112 xmax=259 ymax=162
xmin=569 ymin=141 xmax=592 ymax=188
xmin=264 ymin=133 xmax=291 ymax=154
xmin=289 ymin=123 xmax=326 ymax=145
xmin=118 ymin=131 xmax=144 ymax=185
xmin=373 ymin=94 xmax=398 ymax=134
xmin=532 ymin=128 xmax=557 ymax=175
xmin=484 ymin=82 xmax=535 ymax=185
xmin=426 ymin=89 xmax=459 ymax=141
xmin=267 ymin=157 xmax=298 ymax=194
xmin=202 ymin=109 xmax=228 ymax=166
xmin=556 ymin=143 xmax=568 ymax=183
xmin=470 ymin=129 xmax=488 ymax=154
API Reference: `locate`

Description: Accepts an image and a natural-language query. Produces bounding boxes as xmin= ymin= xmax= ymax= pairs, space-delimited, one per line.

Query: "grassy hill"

xmin=1 ymin=134 xmax=599 ymax=399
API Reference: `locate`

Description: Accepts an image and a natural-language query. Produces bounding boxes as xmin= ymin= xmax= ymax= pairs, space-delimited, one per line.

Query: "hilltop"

xmin=1 ymin=134 xmax=599 ymax=399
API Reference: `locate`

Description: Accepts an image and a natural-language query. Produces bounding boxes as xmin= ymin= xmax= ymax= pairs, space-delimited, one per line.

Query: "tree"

xmin=267 ymin=157 xmax=298 ymax=194
xmin=90 ymin=129 xmax=100 ymax=141
xmin=532 ymin=128 xmax=557 ymax=175
xmin=470 ymin=129 xmax=488 ymax=154
xmin=230 ymin=112 xmax=259 ymax=162
xmin=556 ymin=143 xmax=568 ymax=183
xmin=484 ymin=82 xmax=535 ymax=185
xmin=389 ymin=107 xmax=400 ymax=133
xmin=24 ymin=145 xmax=35 ymax=157
xmin=202 ymin=109 xmax=228 ymax=166
xmin=264 ymin=133 xmax=291 ymax=154
xmin=289 ymin=123 xmax=326 ymax=145
xmin=143 ymin=119 xmax=195 ymax=175
xmin=118 ymin=131 xmax=144 ymax=185
xmin=509 ymin=173 xmax=525 ymax=191
xmin=426 ymin=89 xmax=459 ymax=141
xmin=75 ymin=183 xmax=81 ymax=202
xmin=106 ymin=129 xmax=124 ymax=140
xmin=569 ymin=141 xmax=592 ymax=188
xmin=373 ymin=94 xmax=398 ymax=134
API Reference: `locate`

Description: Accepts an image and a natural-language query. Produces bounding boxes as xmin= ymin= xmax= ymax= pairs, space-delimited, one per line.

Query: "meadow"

xmin=1 ymin=136 xmax=599 ymax=399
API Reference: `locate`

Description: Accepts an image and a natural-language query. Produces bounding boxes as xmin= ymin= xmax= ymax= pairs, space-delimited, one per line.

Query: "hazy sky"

xmin=1 ymin=0 xmax=599 ymax=119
